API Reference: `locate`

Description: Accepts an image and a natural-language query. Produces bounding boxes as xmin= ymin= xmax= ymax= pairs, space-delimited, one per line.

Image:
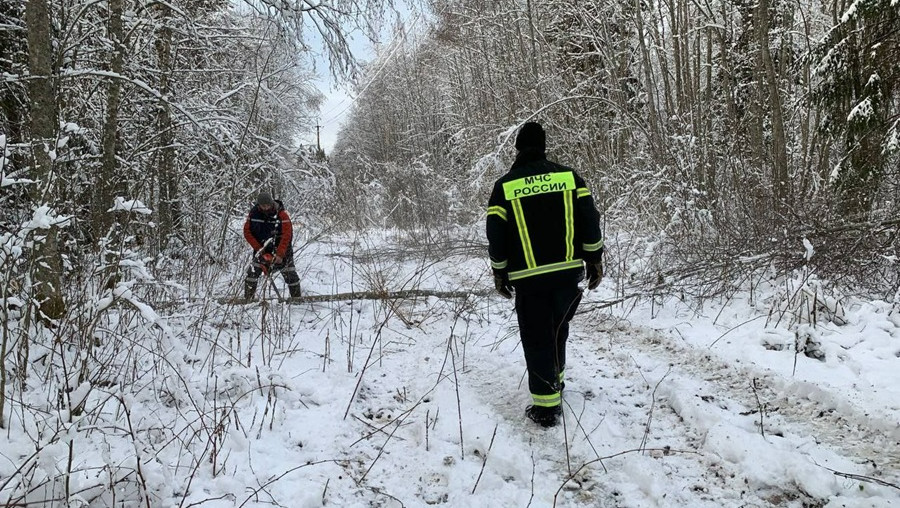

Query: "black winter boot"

xmin=525 ymin=405 xmax=561 ymax=427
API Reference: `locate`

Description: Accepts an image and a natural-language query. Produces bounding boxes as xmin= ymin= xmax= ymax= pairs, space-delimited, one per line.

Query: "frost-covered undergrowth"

xmin=1 ymin=230 xmax=898 ymax=507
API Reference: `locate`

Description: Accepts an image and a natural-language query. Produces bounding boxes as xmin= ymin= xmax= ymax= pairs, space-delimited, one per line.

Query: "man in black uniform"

xmin=486 ymin=122 xmax=604 ymax=427
xmin=243 ymin=192 xmax=303 ymax=300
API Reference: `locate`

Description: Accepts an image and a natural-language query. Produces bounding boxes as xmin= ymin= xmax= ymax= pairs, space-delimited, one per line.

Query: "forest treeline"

xmin=2 ymin=0 xmax=397 ymax=319
xmin=1 ymin=0 xmax=898 ymax=325
xmin=332 ymin=0 xmax=899 ymax=297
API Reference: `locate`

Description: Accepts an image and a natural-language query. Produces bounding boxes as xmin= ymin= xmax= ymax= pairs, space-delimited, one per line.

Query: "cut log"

xmin=217 ymin=289 xmax=494 ymax=306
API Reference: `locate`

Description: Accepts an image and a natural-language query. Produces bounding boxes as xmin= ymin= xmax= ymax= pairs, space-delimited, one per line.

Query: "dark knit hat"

xmin=515 ymin=122 xmax=546 ymax=152
xmin=256 ymin=192 xmax=275 ymax=206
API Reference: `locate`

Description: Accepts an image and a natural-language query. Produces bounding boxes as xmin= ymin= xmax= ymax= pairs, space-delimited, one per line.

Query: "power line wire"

xmin=318 ymin=10 xmax=422 ymax=128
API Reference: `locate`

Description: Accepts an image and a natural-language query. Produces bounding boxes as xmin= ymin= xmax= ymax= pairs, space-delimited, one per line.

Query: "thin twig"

xmin=751 ymin=378 xmax=766 ymax=438
xmin=639 ymin=367 xmax=672 ymax=454
xmin=553 ymin=447 xmax=698 ymax=507
xmin=471 ymin=424 xmax=498 ymax=494
xmin=351 ymin=414 xmax=407 ymax=441
xmin=526 ymin=448 xmax=536 ymax=508
xmin=449 ymin=329 xmax=464 ymax=459
xmin=827 ymin=469 xmax=900 ymax=491
xmin=707 ymin=315 xmax=766 ymax=348
xmin=357 ymin=412 xmax=411 ymax=484
xmin=343 ymin=328 xmax=383 ymax=421
xmin=238 ymin=460 xmax=337 ymax=507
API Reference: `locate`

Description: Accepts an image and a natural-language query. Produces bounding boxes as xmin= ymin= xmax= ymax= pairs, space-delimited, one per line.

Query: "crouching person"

xmin=243 ymin=192 xmax=302 ymax=300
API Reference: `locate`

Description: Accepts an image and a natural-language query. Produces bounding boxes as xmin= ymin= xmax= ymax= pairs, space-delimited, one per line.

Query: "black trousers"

xmin=244 ymin=254 xmax=302 ymax=298
xmin=514 ymin=284 xmax=582 ymax=406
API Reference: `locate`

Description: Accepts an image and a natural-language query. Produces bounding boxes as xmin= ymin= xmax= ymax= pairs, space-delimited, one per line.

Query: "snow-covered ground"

xmin=1 ymin=230 xmax=898 ymax=507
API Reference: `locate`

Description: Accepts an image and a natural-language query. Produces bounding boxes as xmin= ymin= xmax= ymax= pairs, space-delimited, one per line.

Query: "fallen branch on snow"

xmin=218 ymin=288 xmax=493 ymax=305
xmin=822 ymin=467 xmax=900 ymax=492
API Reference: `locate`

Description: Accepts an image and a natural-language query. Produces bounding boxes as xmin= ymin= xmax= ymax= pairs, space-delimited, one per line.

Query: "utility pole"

xmin=313 ymin=123 xmax=326 ymax=161
xmin=315 ymin=123 xmax=322 ymax=153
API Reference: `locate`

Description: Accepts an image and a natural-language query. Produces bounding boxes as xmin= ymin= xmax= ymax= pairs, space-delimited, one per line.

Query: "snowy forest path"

xmin=571 ymin=310 xmax=900 ymax=492
xmin=465 ymin=303 xmax=828 ymax=506
xmin=207 ymin=237 xmax=898 ymax=506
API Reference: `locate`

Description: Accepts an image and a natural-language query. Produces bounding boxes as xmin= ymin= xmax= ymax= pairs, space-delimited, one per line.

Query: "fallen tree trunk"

xmin=217 ymin=288 xmax=494 ymax=306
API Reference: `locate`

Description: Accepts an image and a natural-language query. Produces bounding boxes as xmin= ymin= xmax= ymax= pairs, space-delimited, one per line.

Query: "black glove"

xmin=586 ymin=262 xmax=603 ymax=290
xmin=493 ymin=270 xmax=513 ymax=299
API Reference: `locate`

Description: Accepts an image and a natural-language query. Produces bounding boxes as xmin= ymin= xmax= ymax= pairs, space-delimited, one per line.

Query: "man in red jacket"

xmin=243 ymin=192 xmax=302 ymax=299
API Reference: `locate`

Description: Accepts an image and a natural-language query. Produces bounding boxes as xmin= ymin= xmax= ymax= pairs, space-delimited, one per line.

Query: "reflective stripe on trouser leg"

xmin=245 ymin=261 xmax=263 ymax=298
xmin=281 ymin=259 xmax=302 ymax=297
xmin=245 ymin=261 xmax=263 ymax=289
xmin=532 ymin=392 xmax=561 ymax=407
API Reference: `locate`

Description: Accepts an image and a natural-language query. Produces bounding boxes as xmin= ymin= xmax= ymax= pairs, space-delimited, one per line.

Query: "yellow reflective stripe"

xmin=532 ymin=393 xmax=561 ymax=407
xmin=508 ymin=260 xmax=583 ymax=281
xmin=558 ymin=370 xmax=565 ymax=383
xmin=487 ymin=206 xmax=507 ymax=221
xmin=491 ymin=259 xmax=507 ymax=270
xmin=511 ymin=200 xmax=536 ymax=268
xmin=582 ymin=240 xmax=604 ymax=252
xmin=502 ymin=172 xmax=576 ymax=200
xmin=576 ymin=188 xmax=591 ymax=198
xmin=564 ymin=190 xmax=574 ymax=261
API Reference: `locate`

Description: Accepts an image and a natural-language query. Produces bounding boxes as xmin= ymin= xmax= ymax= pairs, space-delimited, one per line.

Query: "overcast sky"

xmin=307 ymin=3 xmax=420 ymax=154
xmin=315 ymin=82 xmax=354 ymax=153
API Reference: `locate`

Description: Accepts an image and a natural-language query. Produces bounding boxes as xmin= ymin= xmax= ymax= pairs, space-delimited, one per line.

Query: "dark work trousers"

xmin=244 ymin=254 xmax=302 ymax=298
xmin=514 ymin=284 xmax=583 ymax=407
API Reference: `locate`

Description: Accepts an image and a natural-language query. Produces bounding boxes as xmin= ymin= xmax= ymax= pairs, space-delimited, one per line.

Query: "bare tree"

xmin=333 ymin=0 xmax=899 ymax=291
xmin=153 ymin=5 xmax=179 ymax=250
xmin=94 ymin=0 xmax=125 ymax=240
xmin=756 ymin=0 xmax=790 ymax=217
xmin=25 ymin=0 xmax=64 ymax=319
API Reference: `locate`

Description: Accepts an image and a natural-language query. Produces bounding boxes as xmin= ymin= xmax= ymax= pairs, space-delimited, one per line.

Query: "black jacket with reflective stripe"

xmin=486 ymin=150 xmax=603 ymax=293
xmin=244 ymin=200 xmax=294 ymax=258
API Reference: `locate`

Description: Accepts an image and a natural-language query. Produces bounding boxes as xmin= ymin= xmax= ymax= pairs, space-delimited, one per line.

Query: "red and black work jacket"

xmin=243 ymin=201 xmax=294 ymax=258
xmin=486 ymin=150 xmax=603 ymax=293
